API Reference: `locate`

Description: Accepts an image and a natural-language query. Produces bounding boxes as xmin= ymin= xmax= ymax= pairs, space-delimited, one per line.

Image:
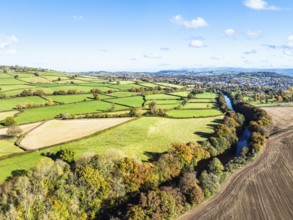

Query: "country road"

xmin=178 ymin=107 xmax=293 ymax=220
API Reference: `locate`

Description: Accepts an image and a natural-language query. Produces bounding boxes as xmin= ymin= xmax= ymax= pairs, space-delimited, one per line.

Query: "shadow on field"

xmin=143 ymin=151 xmax=164 ymax=162
xmin=194 ymin=131 xmax=211 ymax=138
xmin=6 ymin=169 xmax=28 ymax=181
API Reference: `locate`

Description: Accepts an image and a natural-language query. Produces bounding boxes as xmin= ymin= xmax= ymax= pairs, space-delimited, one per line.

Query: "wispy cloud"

xmin=224 ymin=28 xmax=261 ymax=39
xmin=160 ymin=47 xmax=170 ymax=51
xmin=244 ymin=0 xmax=281 ymax=11
xmin=97 ymin=49 xmax=107 ymax=53
xmin=225 ymin=28 xmax=237 ymax=36
xmin=264 ymin=40 xmax=293 ymax=56
xmin=0 ymin=35 xmax=18 ymax=49
xmin=246 ymin=30 xmax=261 ymax=38
xmin=243 ymin=49 xmax=257 ymax=55
xmin=143 ymin=52 xmax=161 ymax=59
xmin=172 ymin=15 xmax=208 ymax=29
xmin=73 ymin=15 xmax=84 ymax=21
xmin=189 ymin=39 xmax=206 ymax=48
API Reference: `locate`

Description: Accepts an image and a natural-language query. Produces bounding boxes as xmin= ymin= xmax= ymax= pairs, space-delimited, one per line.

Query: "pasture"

xmin=14 ymin=101 xmax=127 ymax=124
xmin=167 ymin=109 xmax=222 ymax=118
xmin=182 ymin=102 xmax=217 ymax=109
xmin=0 ymin=96 xmax=48 ymax=111
xmin=109 ymin=96 xmax=144 ymax=107
xmin=0 ymin=110 xmax=19 ymax=121
xmin=145 ymin=94 xmax=180 ymax=100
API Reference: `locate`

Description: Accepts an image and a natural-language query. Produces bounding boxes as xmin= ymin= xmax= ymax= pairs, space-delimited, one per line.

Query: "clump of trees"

xmin=6 ymin=125 xmax=23 ymax=137
xmin=4 ymin=117 xmax=15 ymax=126
xmin=148 ymin=101 xmax=165 ymax=116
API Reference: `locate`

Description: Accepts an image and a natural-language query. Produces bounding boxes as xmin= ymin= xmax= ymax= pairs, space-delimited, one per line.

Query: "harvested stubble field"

xmin=20 ymin=118 xmax=133 ymax=150
xmin=178 ymin=107 xmax=293 ymax=220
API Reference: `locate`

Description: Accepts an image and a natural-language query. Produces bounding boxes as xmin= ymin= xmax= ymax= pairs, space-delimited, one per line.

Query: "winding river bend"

xmin=224 ymin=95 xmax=251 ymax=156
xmin=196 ymin=95 xmax=251 ymax=173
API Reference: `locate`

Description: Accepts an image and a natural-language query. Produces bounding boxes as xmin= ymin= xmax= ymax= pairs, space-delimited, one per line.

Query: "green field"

xmin=0 ymin=116 xmax=222 ymax=182
xmin=145 ymin=99 xmax=182 ymax=105
xmin=182 ymin=102 xmax=217 ymax=109
xmin=46 ymin=94 xmax=93 ymax=103
xmin=167 ymin=109 xmax=222 ymax=118
xmin=109 ymin=96 xmax=144 ymax=107
xmin=0 ymin=138 xmax=24 ymax=157
xmin=189 ymin=98 xmax=216 ymax=103
xmin=0 ymin=96 xmax=48 ymax=111
xmin=195 ymin=92 xmax=218 ymax=99
xmin=0 ymin=110 xmax=19 ymax=121
xmin=156 ymin=82 xmax=185 ymax=89
xmin=14 ymin=101 xmax=127 ymax=124
xmin=107 ymin=92 xmax=140 ymax=98
xmin=169 ymin=91 xmax=189 ymax=97
xmin=146 ymin=94 xmax=180 ymax=100
xmin=108 ymin=83 xmax=142 ymax=90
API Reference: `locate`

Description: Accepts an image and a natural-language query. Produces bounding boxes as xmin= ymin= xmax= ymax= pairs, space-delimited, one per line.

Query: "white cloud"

xmin=246 ymin=30 xmax=261 ymax=38
xmin=283 ymin=48 xmax=293 ymax=56
xmin=143 ymin=52 xmax=161 ymax=59
xmin=288 ymin=35 xmax=293 ymax=41
xmin=189 ymin=39 xmax=206 ymax=48
xmin=244 ymin=0 xmax=281 ymax=11
xmin=0 ymin=35 xmax=18 ymax=52
xmin=172 ymin=15 xmax=208 ymax=29
xmin=225 ymin=28 xmax=236 ymax=36
xmin=73 ymin=15 xmax=84 ymax=21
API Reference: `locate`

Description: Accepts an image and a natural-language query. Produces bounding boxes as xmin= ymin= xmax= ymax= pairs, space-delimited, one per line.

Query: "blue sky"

xmin=0 ymin=0 xmax=293 ymax=71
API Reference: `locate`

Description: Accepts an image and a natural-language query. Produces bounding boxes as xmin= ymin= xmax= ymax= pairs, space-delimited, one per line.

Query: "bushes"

xmin=6 ymin=125 xmax=23 ymax=137
xmin=4 ymin=116 xmax=15 ymax=126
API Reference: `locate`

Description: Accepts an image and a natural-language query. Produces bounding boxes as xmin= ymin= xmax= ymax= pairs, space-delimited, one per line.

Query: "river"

xmin=224 ymin=95 xmax=251 ymax=156
xmin=195 ymin=95 xmax=251 ymax=174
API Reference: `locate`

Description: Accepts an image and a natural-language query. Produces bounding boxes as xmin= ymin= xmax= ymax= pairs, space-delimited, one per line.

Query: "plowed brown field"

xmin=178 ymin=107 xmax=293 ymax=220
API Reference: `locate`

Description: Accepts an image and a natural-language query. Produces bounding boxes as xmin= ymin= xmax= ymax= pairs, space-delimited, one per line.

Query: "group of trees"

xmin=0 ymin=142 xmax=209 ymax=219
xmin=234 ymin=102 xmax=271 ymax=152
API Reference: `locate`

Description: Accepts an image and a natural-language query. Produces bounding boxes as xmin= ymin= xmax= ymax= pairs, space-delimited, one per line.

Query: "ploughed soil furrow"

xmin=178 ymin=107 xmax=293 ymax=220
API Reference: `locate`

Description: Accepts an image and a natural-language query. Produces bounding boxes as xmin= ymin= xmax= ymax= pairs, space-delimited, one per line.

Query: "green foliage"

xmin=58 ymin=148 xmax=75 ymax=163
xmin=4 ymin=116 xmax=15 ymax=126
xmin=6 ymin=125 xmax=23 ymax=137
xmin=128 ymin=107 xmax=143 ymax=117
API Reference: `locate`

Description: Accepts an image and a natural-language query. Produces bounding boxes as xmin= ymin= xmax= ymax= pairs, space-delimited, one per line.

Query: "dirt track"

xmin=178 ymin=107 xmax=293 ymax=220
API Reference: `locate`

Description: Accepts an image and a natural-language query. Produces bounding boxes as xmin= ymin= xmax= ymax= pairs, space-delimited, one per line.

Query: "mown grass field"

xmin=145 ymin=99 xmax=182 ymax=105
xmin=145 ymin=94 xmax=181 ymax=100
xmin=167 ymin=109 xmax=222 ymax=118
xmin=0 ymin=96 xmax=48 ymax=111
xmin=182 ymin=102 xmax=217 ymax=109
xmin=0 ymin=116 xmax=222 ymax=182
xmin=46 ymin=94 xmax=93 ymax=103
xmin=109 ymin=96 xmax=144 ymax=107
xmin=14 ymin=101 xmax=127 ymax=124
xmin=189 ymin=98 xmax=216 ymax=103
xmin=195 ymin=92 xmax=218 ymax=99
xmin=169 ymin=91 xmax=190 ymax=97
xmin=106 ymin=91 xmax=140 ymax=98
xmin=0 ymin=110 xmax=19 ymax=121
xmin=0 ymin=138 xmax=23 ymax=157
